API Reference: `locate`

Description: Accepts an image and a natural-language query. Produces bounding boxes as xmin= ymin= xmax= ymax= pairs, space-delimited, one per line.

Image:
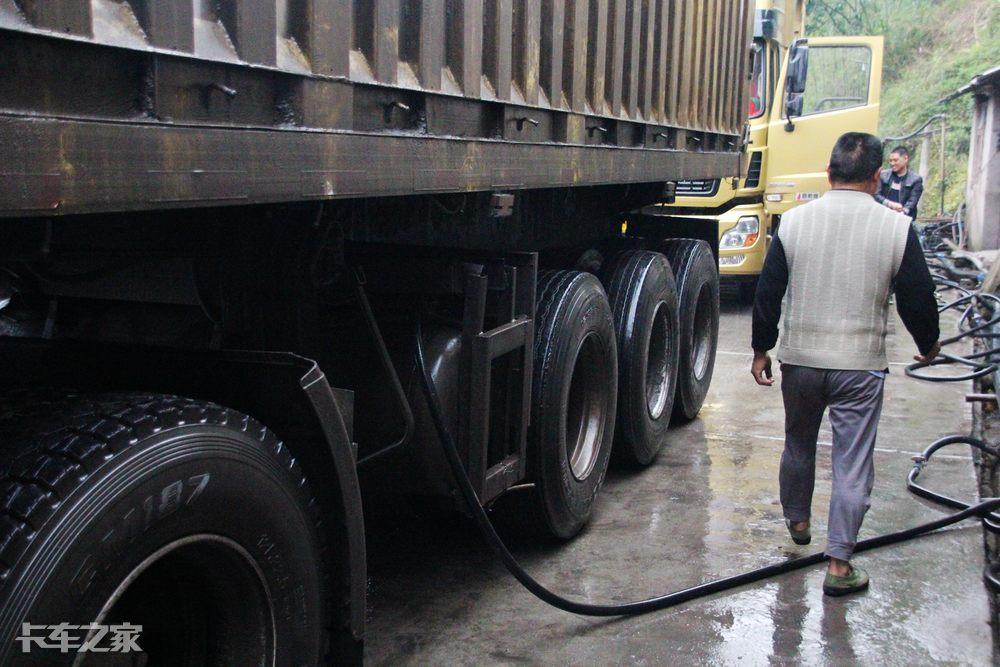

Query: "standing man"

xmin=750 ymin=132 xmax=940 ymax=597
xmin=875 ymin=146 xmax=924 ymax=220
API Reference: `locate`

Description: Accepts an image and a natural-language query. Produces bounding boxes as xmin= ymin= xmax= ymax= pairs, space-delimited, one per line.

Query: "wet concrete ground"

xmin=364 ymin=294 xmax=994 ymax=665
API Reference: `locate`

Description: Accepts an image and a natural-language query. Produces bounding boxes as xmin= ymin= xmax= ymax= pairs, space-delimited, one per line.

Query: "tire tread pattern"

xmin=530 ymin=270 xmax=616 ymax=539
xmin=603 ymin=251 xmax=670 ymax=455
xmin=0 ymin=392 xmax=326 ymax=605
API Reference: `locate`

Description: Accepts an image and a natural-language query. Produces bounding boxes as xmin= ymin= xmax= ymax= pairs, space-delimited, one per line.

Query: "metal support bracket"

xmin=457 ymin=253 xmax=536 ymax=503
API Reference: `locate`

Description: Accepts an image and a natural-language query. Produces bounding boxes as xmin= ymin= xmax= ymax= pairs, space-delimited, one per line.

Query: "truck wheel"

xmin=604 ymin=251 xmax=680 ymax=465
xmin=531 ymin=271 xmax=617 ymax=539
xmin=661 ymin=240 xmax=720 ymax=422
xmin=0 ymin=393 xmax=329 ymax=666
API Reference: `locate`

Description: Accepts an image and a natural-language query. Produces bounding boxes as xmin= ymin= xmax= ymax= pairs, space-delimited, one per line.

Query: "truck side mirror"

xmin=785 ymin=41 xmax=809 ymax=95
xmin=783 ymin=40 xmax=808 ymax=131
xmin=785 ymin=94 xmax=804 ymax=120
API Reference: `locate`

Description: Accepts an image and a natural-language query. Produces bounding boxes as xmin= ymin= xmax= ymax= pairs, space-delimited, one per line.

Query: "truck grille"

xmin=744 ymin=151 xmax=763 ymax=188
xmin=674 ymin=179 xmax=720 ymax=196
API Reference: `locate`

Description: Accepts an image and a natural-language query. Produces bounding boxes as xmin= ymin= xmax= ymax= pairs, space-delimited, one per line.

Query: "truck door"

xmin=763 ymin=36 xmax=884 ymax=215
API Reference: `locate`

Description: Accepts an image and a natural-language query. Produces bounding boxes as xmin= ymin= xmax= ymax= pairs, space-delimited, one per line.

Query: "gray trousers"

xmin=779 ymin=364 xmax=885 ymax=561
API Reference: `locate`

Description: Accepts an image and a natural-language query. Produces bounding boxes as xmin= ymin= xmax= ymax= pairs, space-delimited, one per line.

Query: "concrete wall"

xmin=972 ymin=347 xmax=1000 ymax=634
xmin=966 ymin=82 xmax=1000 ymax=250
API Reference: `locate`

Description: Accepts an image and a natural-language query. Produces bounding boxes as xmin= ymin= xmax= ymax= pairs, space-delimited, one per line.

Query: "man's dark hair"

xmin=828 ymin=132 xmax=883 ymax=183
xmin=890 ymin=145 xmax=910 ymax=158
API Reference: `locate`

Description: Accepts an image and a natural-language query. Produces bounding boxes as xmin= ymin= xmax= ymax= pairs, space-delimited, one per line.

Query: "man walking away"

xmin=750 ymin=132 xmax=940 ymax=596
xmin=875 ymin=145 xmax=924 ymax=221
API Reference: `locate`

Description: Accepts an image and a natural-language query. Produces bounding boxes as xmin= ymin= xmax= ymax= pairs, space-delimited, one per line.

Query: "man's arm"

xmin=894 ymin=225 xmax=939 ymax=356
xmin=902 ymin=176 xmax=924 ymax=217
xmin=752 ymin=235 xmax=789 ymax=352
xmin=874 ymin=171 xmax=889 ymax=204
xmin=751 ymin=235 xmax=789 ymax=385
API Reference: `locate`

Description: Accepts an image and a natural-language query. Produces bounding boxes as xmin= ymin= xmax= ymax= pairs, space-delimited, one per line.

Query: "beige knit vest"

xmin=777 ymin=190 xmax=912 ymax=371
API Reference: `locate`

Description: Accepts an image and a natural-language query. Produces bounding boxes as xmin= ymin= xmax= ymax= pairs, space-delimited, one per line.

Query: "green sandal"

xmin=785 ymin=519 xmax=811 ymax=545
xmin=823 ymin=565 xmax=870 ymax=597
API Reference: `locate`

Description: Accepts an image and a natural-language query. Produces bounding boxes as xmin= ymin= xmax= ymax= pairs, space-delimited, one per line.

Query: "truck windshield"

xmin=748 ymin=40 xmax=767 ymax=119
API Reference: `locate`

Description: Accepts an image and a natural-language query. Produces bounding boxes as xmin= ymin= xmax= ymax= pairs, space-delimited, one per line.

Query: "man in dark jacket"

xmin=875 ymin=146 xmax=923 ymax=220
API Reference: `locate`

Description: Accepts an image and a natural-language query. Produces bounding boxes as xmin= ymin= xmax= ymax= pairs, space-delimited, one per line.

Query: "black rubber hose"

xmin=906 ymin=288 xmax=1000 ymax=380
xmin=907 ymin=435 xmax=1000 ymax=536
xmin=415 ymin=320 xmax=1000 ymax=617
xmin=905 ymin=352 xmax=996 ymax=382
xmin=941 ymin=294 xmax=1000 ymax=344
xmin=986 ymin=563 xmax=1000 ymax=593
xmin=935 ymin=282 xmax=974 ymax=304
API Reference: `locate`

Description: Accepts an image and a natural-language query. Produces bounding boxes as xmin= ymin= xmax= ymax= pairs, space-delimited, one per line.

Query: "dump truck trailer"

xmin=0 ymin=1 xmax=752 ymax=663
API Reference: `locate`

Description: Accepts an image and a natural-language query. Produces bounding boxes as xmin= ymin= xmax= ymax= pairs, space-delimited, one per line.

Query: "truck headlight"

xmin=720 ymin=216 xmax=760 ymax=249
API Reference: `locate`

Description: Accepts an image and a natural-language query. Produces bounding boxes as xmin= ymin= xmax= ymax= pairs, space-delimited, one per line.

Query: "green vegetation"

xmin=807 ymin=0 xmax=1000 ymax=217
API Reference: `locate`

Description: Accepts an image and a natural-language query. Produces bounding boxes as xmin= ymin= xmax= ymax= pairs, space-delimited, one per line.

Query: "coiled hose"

xmin=907 ymin=255 xmax=1000 ymax=382
xmin=415 ymin=317 xmax=1000 ymax=616
xmin=906 ymin=244 xmax=1000 ymax=591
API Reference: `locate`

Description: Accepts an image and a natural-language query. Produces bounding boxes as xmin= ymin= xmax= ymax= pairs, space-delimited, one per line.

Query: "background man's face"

xmin=889 ymin=152 xmax=909 ymax=174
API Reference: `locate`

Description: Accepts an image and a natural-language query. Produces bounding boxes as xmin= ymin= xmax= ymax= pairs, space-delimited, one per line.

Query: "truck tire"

xmin=661 ymin=240 xmax=719 ymax=422
xmin=531 ymin=271 xmax=617 ymax=539
xmin=0 ymin=393 xmax=330 ymax=666
xmin=603 ymin=251 xmax=680 ymax=465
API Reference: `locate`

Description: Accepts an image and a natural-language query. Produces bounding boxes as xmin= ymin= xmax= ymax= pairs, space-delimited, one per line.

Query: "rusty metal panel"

xmin=502 ymin=105 xmax=553 ymax=142
xmin=665 ymin=0 xmax=686 ymax=124
xmin=0 ymin=0 xmax=755 ymax=216
xmin=606 ymin=0 xmax=626 ymax=117
xmin=714 ymin=2 xmax=736 ymax=130
xmin=372 ymin=0 xmax=399 ymax=83
xmin=0 ymin=115 xmax=738 ymax=217
xmin=689 ymin=1 xmax=706 ymax=126
xmin=724 ymin=0 xmax=742 ymax=132
xmin=416 ymin=1 xmax=444 ymax=89
xmin=483 ymin=0 xmax=513 ymax=101
xmin=652 ymin=0 xmax=667 ymax=123
xmin=735 ymin=0 xmax=754 ymax=133
xmin=18 ymin=0 xmax=91 ymax=36
xmin=539 ymin=0 xmax=564 ymax=107
xmin=445 ymin=0 xmax=483 ymax=97
xmin=704 ymin=0 xmax=720 ymax=131
xmin=729 ymin=0 xmax=743 ymax=132
xmin=226 ymin=0 xmax=277 ymax=66
xmin=132 ymin=0 xmax=194 ymax=51
xmin=624 ymin=0 xmax=641 ymax=117
xmin=563 ymin=0 xmax=588 ymax=111
xmin=294 ymin=0 xmax=350 ymax=77
xmin=1 ymin=0 xmax=752 ymax=133
xmin=638 ymin=0 xmax=654 ymax=120
xmin=512 ymin=0 xmax=540 ymax=105
xmin=586 ymin=0 xmax=608 ymax=115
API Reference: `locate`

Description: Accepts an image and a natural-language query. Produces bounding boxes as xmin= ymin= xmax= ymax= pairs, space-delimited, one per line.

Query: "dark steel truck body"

xmin=0 ymin=0 xmax=752 ymax=662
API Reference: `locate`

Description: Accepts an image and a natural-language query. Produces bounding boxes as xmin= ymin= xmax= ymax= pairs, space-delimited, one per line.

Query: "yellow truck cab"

xmin=658 ymin=0 xmax=884 ymax=303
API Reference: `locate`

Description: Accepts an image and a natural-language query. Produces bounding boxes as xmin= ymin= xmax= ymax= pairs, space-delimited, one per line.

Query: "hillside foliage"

xmin=806 ymin=0 xmax=1000 ymax=217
